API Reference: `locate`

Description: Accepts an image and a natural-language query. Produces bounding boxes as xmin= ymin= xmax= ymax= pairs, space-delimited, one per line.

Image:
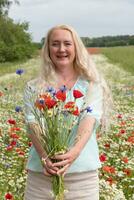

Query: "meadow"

xmin=101 ymin=46 xmax=134 ymax=74
xmin=0 ymin=48 xmax=134 ymax=200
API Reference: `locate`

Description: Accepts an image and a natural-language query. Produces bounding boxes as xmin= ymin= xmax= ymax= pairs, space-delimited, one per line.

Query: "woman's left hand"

xmin=51 ymin=147 xmax=80 ymax=176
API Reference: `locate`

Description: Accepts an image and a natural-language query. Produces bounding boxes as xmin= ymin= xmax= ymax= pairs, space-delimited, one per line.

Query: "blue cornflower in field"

xmin=16 ymin=69 xmax=24 ymax=75
xmin=15 ymin=106 xmax=22 ymax=112
xmin=86 ymin=106 xmax=92 ymax=113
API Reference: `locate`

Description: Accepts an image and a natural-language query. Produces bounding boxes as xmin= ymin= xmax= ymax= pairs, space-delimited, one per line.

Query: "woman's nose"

xmin=59 ymin=44 xmax=65 ymax=51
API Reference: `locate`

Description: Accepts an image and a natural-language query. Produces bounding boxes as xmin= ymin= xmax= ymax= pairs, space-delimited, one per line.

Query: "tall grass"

xmin=101 ymin=46 xmax=134 ymax=75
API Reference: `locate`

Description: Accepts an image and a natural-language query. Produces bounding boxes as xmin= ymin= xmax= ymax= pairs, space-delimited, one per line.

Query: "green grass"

xmin=101 ymin=46 xmax=134 ymax=75
xmin=0 ymin=60 xmax=28 ymax=76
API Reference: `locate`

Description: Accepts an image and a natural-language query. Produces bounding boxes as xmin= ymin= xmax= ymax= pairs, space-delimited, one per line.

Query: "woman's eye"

xmin=52 ymin=43 xmax=59 ymax=46
xmin=65 ymin=43 xmax=71 ymax=46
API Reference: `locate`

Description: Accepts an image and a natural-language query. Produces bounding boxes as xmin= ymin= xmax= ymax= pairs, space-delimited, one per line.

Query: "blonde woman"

xmin=24 ymin=24 xmax=111 ymax=200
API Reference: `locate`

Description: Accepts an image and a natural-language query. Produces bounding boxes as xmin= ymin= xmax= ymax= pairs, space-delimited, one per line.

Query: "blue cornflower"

xmin=46 ymin=86 xmax=56 ymax=96
xmin=39 ymin=99 xmax=45 ymax=104
xmin=46 ymin=86 xmax=54 ymax=93
xmin=60 ymin=85 xmax=67 ymax=92
xmin=86 ymin=106 xmax=92 ymax=113
xmin=15 ymin=106 xmax=22 ymax=112
xmin=16 ymin=69 xmax=24 ymax=75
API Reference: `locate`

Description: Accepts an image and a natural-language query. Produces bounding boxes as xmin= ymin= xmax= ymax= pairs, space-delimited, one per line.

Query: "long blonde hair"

xmin=40 ymin=24 xmax=113 ymax=131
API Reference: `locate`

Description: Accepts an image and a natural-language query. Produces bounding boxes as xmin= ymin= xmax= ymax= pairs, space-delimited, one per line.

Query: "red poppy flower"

xmin=106 ymin=177 xmax=115 ymax=185
xmin=10 ymin=133 xmax=19 ymax=139
xmin=56 ymin=90 xmax=66 ymax=102
xmin=120 ymin=129 xmax=126 ymax=134
xmin=10 ymin=140 xmax=17 ymax=146
xmin=117 ymin=114 xmax=122 ymax=119
xmin=72 ymin=106 xmax=80 ymax=116
xmin=5 ymin=192 xmax=13 ymax=199
xmin=122 ymin=157 xmax=128 ymax=163
xmin=102 ymin=166 xmax=115 ymax=174
xmin=64 ymin=101 xmax=75 ymax=109
xmin=123 ymin=168 xmax=132 ymax=176
xmin=28 ymin=141 xmax=32 ymax=147
xmin=18 ymin=150 xmax=25 ymax=156
xmin=73 ymin=90 xmax=84 ymax=99
xmin=45 ymin=98 xmax=57 ymax=109
xmin=104 ymin=143 xmax=110 ymax=148
xmin=7 ymin=119 xmax=16 ymax=125
xmin=10 ymin=127 xmax=21 ymax=131
xmin=127 ymin=136 xmax=134 ymax=143
xmin=99 ymin=153 xmax=107 ymax=162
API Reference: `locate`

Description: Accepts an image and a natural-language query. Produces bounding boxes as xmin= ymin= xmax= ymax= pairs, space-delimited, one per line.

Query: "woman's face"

xmin=49 ymin=29 xmax=76 ymax=69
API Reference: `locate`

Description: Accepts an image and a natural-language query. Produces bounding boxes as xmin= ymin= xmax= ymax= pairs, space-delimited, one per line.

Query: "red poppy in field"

xmin=102 ymin=166 xmax=115 ymax=174
xmin=5 ymin=192 xmax=13 ymax=200
xmin=127 ymin=136 xmax=134 ymax=144
xmin=10 ymin=140 xmax=17 ymax=146
xmin=10 ymin=133 xmax=19 ymax=139
xmin=106 ymin=177 xmax=115 ymax=185
xmin=120 ymin=129 xmax=126 ymax=134
xmin=99 ymin=153 xmax=107 ymax=162
xmin=18 ymin=150 xmax=25 ymax=156
xmin=28 ymin=141 xmax=32 ymax=147
xmin=10 ymin=127 xmax=21 ymax=131
xmin=122 ymin=157 xmax=128 ymax=163
xmin=56 ymin=90 xmax=66 ymax=102
xmin=117 ymin=114 xmax=123 ymax=119
xmin=73 ymin=90 xmax=84 ymax=99
xmin=7 ymin=119 xmax=16 ymax=125
xmin=123 ymin=168 xmax=132 ymax=176
xmin=104 ymin=143 xmax=110 ymax=148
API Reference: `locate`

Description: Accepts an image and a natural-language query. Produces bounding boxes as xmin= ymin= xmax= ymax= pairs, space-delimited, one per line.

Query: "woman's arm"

xmin=52 ymin=116 xmax=95 ymax=175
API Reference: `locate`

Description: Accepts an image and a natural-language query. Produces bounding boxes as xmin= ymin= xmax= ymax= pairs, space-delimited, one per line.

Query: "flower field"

xmin=0 ymin=54 xmax=134 ymax=200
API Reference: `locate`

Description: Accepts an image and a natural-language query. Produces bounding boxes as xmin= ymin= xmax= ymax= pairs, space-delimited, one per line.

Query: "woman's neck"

xmin=56 ymin=68 xmax=79 ymax=89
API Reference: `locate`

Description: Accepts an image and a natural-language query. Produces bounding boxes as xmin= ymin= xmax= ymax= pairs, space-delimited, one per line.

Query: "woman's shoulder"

xmin=78 ymin=77 xmax=102 ymax=96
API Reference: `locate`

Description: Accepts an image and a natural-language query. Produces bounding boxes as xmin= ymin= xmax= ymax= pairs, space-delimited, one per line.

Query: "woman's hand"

xmin=51 ymin=147 xmax=80 ymax=176
xmin=42 ymin=157 xmax=59 ymax=176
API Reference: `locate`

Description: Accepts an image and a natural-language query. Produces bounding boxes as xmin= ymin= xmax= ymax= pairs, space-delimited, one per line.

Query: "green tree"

xmin=0 ymin=0 xmax=19 ymax=16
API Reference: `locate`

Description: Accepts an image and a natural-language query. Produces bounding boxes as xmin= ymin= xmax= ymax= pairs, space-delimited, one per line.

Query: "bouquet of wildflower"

xmin=31 ymin=85 xmax=91 ymax=200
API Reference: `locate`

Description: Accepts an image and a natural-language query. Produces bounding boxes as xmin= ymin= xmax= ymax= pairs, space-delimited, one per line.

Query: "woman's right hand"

xmin=42 ymin=157 xmax=59 ymax=176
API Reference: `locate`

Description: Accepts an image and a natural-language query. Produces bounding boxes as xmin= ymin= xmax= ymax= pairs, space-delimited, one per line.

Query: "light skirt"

xmin=24 ymin=170 xmax=99 ymax=200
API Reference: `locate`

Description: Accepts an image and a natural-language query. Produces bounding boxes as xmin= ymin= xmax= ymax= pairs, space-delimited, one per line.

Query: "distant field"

xmin=0 ymin=46 xmax=134 ymax=76
xmin=0 ymin=60 xmax=26 ymax=76
xmin=101 ymin=46 xmax=134 ymax=74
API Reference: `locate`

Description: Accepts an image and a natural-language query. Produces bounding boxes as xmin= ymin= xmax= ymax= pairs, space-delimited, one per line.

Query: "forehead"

xmin=49 ymin=29 xmax=74 ymax=42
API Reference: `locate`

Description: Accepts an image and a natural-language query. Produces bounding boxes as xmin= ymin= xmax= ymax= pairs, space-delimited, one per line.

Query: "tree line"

xmin=81 ymin=35 xmax=134 ymax=47
xmin=40 ymin=35 xmax=134 ymax=49
xmin=0 ymin=0 xmax=36 ymax=62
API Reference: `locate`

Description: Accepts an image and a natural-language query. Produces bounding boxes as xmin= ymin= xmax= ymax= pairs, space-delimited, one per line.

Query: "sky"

xmin=9 ymin=0 xmax=134 ymax=42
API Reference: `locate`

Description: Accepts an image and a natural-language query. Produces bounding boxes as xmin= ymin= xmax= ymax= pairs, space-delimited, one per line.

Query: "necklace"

xmin=57 ymin=74 xmax=79 ymax=90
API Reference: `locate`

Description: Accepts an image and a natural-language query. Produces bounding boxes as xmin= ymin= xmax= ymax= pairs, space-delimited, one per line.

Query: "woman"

xmin=24 ymin=24 xmax=111 ymax=200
